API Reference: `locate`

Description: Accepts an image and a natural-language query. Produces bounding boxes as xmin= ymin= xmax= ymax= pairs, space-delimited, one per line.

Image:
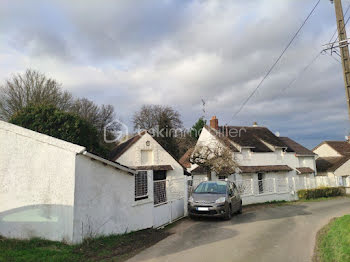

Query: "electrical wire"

xmin=232 ymin=0 xmax=320 ymax=118
xmin=281 ymin=52 xmax=321 ymax=93
xmin=329 ymin=3 xmax=350 ymax=44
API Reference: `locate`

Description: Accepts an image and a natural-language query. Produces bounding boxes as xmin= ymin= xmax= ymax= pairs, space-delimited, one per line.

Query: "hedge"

xmin=297 ymin=187 xmax=345 ymax=200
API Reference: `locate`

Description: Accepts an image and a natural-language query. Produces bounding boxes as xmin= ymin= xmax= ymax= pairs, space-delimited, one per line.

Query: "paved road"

xmin=128 ymin=198 xmax=350 ymax=262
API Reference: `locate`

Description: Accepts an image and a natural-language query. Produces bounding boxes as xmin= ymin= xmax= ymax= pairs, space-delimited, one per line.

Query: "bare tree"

xmin=71 ymin=98 xmax=120 ymax=143
xmin=0 ymin=69 xmax=73 ymax=120
xmin=132 ymin=104 xmax=183 ymax=131
xmin=190 ymin=143 xmax=238 ymax=177
xmin=132 ymin=104 xmax=183 ymax=158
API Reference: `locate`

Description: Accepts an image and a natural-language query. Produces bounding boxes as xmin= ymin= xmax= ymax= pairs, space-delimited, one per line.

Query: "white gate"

xmin=153 ymin=178 xmax=187 ymax=228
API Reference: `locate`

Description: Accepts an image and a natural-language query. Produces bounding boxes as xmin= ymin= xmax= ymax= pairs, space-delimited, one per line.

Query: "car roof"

xmin=200 ymin=181 xmax=229 ymax=186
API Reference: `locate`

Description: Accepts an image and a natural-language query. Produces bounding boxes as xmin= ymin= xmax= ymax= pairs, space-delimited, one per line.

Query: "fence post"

xmin=304 ymin=177 xmax=308 ymax=189
xmin=292 ymin=177 xmax=296 ymax=192
xmin=286 ymin=177 xmax=289 ymax=193
xmin=273 ymin=178 xmax=277 ymax=193
xmin=184 ymin=177 xmax=188 ymax=216
xmin=250 ymin=179 xmax=254 ymax=195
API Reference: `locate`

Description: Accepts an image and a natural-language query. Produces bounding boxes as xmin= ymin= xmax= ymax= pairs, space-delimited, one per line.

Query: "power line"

xmin=232 ymin=0 xmax=320 ymax=118
xmin=276 ymin=49 xmax=342 ymax=98
xmin=281 ymin=0 xmax=350 ymax=95
xmin=281 ymin=52 xmax=321 ymax=93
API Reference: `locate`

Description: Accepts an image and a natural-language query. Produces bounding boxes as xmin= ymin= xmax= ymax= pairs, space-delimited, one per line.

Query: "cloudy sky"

xmin=1 ymin=0 xmax=350 ymax=149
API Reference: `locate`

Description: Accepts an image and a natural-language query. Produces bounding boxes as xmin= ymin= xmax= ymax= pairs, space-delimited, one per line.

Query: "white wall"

xmin=73 ymin=155 xmax=153 ymax=243
xmin=0 ymin=121 xmax=81 ymax=242
xmin=334 ymin=159 xmax=350 ymax=177
xmin=313 ymin=143 xmax=341 ymax=157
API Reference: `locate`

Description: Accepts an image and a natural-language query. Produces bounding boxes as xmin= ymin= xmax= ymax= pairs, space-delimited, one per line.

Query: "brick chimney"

xmin=252 ymin=122 xmax=258 ymax=127
xmin=210 ymin=116 xmax=219 ymax=130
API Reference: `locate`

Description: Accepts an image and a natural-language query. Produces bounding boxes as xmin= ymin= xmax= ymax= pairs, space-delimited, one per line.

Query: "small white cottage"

xmin=110 ymin=131 xmax=189 ymax=227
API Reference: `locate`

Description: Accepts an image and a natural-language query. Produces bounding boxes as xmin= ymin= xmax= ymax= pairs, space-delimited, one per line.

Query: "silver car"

xmin=188 ymin=181 xmax=242 ymax=220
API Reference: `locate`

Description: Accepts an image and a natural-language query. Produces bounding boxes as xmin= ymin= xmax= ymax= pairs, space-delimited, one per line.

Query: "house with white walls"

xmin=110 ymin=131 xmax=188 ymax=227
xmin=0 ymin=120 xmax=157 ymax=243
xmin=182 ymin=116 xmax=317 ymax=204
xmin=313 ymin=140 xmax=350 ymax=192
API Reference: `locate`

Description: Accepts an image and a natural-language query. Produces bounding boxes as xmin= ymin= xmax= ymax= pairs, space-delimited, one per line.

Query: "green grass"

xmin=0 ymin=229 xmax=170 ymax=262
xmin=315 ymin=215 xmax=350 ymax=262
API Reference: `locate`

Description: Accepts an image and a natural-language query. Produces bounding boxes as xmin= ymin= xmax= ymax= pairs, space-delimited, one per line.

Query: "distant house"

xmin=313 ymin=141 xmax=350 ymax=188
xmin=0 ymin=120 xmax=156 ymax=244
xmin=110 ymin=131 xmax=188 ymax=227
xmin=181 ymin=116 xmax=317 ymax=193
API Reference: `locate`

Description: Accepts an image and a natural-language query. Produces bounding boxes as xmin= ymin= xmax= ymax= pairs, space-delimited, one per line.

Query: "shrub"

xmin=10 ymin=104 xmax=108 ymax=157
xmin=297 ymin=187 xmax=345 ymax=200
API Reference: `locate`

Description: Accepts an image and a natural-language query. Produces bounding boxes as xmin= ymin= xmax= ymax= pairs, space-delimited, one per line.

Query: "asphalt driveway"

xmin=128 ymin=197 xmax=350 ymax=262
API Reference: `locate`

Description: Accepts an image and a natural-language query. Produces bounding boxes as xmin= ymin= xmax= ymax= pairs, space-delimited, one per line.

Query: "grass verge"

xmin=0 ymin=228 xmax=170 ymax=262
xmin=313 ymin=215 xmax=350 ymax=262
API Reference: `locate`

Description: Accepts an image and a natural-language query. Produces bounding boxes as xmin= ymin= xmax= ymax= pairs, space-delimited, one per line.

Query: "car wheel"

xmin=237 ymin=202 xmax=243 ymax=214
xmin=225 ymin=205 xmax=232 ymax=220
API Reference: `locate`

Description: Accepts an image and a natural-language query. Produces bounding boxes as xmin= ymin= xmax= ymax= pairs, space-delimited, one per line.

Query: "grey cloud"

xmin=0 ymin=0 xmax=349 ymax=148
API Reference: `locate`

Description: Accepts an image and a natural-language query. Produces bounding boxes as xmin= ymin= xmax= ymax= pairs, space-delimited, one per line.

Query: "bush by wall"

xmin=297 ymin=187 xmax=345 ymax=200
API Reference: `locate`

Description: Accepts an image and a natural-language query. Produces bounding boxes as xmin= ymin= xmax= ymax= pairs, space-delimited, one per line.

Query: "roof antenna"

xmin=201 ymin=98 xmax=206 ymax=118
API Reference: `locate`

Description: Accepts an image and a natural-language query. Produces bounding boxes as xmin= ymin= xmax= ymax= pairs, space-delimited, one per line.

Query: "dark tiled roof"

xmin=211 ymin=126 xmax=289 ymax=153
xmin=192 ymin=165 xmax=209 ymax=174
xmin=109 ymin=134 xmax=142 ymax=161
xmin=324 ymin=141 xmax=350 ymax=156
xmin=179 ymin=147 xmax=194 ymax=168
xmin=239 ymin=165 xmax=293 ymax=173
xmin=204 ymin=126 xmax=239 ymax=152
xmin=296 ymin=167 xmax=315 ymax=174
xmin=279 ymin=137 xmax=315 ymax=156
xmin=316 ymin=156 xmax=350 ymax=172
xmin=132 ymin=165 xmax=173 ymax=171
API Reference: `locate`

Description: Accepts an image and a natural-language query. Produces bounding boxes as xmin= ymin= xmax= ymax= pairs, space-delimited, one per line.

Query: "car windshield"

xmin=194 ymin=181 xmax=227 ymax=194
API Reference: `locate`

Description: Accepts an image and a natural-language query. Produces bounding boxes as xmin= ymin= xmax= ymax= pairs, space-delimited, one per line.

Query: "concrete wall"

xmin=0 ymin=121 xmax=81 ymax=242
xmin=73 ymin=155 xmax=153 ymax=243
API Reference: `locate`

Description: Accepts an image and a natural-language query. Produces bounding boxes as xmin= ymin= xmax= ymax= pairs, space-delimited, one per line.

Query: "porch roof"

xmin=238 ymin=165 xmax=293 ymax=173
xmin=296 ymin=167 xmax=315 ymax=174
xmin=132 ymin=165 xmax=174 ymax=171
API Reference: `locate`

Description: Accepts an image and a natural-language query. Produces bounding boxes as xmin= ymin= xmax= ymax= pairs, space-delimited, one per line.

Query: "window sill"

xmin=132 ymin=198 xmax=153 ymax=207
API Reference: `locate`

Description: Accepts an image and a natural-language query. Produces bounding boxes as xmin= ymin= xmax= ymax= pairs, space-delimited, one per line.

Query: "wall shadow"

xmin=0 ymin=204 xmax=73 ymax=242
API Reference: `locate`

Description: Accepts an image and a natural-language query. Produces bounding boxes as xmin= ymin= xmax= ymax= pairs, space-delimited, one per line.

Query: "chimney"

xmin=252 ymin=122 xmax=258 ymax=127
xmin=210 ymin=116 xmax=219 ymax=130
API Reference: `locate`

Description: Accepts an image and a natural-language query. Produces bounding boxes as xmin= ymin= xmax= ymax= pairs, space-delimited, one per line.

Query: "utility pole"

xmin=331 ymin=0 xmax=350 ymax=119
